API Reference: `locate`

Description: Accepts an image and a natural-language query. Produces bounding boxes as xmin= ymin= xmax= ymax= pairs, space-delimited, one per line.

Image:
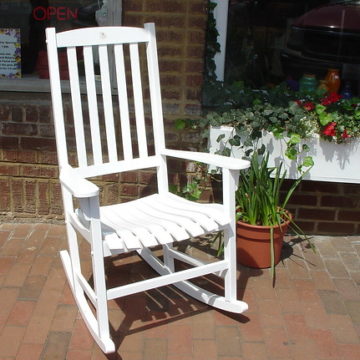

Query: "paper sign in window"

xmin=0 ymin=28 xmax=21 ymax=78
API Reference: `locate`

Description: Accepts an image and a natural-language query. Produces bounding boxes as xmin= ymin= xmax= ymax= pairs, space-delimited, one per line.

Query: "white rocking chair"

xmin=46 ymin=23 xmax=249 ymax=353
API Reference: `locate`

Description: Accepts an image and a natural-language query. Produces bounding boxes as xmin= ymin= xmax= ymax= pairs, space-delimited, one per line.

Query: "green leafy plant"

xmin=204 ymin=100 xmax=316 ymax=172
xmin=170 ymin=178 xmax=202 ymax=202
xmin=236 ymin=151 xmax=314 ymax=280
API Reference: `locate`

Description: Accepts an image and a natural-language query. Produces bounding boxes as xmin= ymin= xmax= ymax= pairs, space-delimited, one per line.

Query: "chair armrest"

xmin=60 ymin=167 xmax=99 ymax=198
xmin=161 ymin=149 xmax=250 ymax=170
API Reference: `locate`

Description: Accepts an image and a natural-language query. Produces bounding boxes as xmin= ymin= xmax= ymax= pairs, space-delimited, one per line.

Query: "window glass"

xmin=0 ymin=0 xmax=115 ymax=82
xmin=225 ymin=0 xmax=360 ymax=96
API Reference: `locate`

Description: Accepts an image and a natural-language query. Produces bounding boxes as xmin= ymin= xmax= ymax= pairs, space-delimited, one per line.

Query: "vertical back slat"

xmin=67 ymin=47 xmax=88 ymax=167
xmin=114 ymin=44 xmax=133 ymax=160
xmin=45 ymin=28 xmax=69 ymax=168
xmin=129 ymin=43 xmax=148 ymax=158
xmin=145 ymin=23 xmax=165 ymax=152
xmin=98 ymin=45 xmax=118 ymax=162
xmin=83 ymin=46 xmax=103 ymax=164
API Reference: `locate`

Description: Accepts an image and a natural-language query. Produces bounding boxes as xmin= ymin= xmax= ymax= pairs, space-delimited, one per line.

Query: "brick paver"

xmin=0 ymin=223 xmax=360 ymax=359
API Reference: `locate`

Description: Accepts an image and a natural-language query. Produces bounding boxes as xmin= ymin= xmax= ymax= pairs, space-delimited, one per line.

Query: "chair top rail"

xmin=54 ymin=26 xmax=151 ymax=48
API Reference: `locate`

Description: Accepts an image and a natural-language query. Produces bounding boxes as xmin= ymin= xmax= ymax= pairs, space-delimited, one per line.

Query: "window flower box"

xmin=209 ymin=126 xmax=360 ymax=183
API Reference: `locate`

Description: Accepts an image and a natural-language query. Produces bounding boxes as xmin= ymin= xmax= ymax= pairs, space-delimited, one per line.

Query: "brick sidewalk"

xmin=0 ymin=223 xmax=359 ymax=359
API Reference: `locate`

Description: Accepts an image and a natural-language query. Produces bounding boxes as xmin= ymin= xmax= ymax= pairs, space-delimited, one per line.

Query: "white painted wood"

xmin=60 ymin=250 xmax=116 ymax=353
xmin=162 ymin=148 xmax=250 ymax=170
xmin=56 ymin=27 xmax=150 ymax=48
xmin=46 ymin=24 xmax=250 ymax=354
xmin=130 ymin=43 xmax=148 ymax=158
xmin=114 ymin=44 xmax=133 ymax=160
xmin=213 ymin=0 xmax=229 ymax=81
xmin=83 ymin=46 xmax=103 ymax=164
xmin=138 ymin=247 xmax=248 ymax=313
xmin=107 ymin=257 xmax=228 ymax=300
xmin=98 ymin=45 xmax=118 ymax=162
xmin=45 ymin=28 xmax=68 ymax=168
xmin=67 ymin=47 xmax=88 ymax=167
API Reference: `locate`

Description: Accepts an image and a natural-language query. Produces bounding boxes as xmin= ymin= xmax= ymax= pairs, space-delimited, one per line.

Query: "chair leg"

xmin=62 ymin=211 xmax=115 ymax=352
xmin=223 ymin=227 xmax=238 ymax=302
xmin=163 ymin=243 xmax=175 ymax=272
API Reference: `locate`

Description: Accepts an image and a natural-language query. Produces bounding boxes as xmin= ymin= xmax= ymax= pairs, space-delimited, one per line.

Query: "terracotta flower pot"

xmin=236 ymin=215 xmax=291 ymax=269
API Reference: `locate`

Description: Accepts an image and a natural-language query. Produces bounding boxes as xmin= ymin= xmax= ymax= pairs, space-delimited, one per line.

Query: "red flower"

xmin=322 ymin=122 xmax=337 ymax=136
xmin=303 ymin=101 xmax=315 ymax=111
xmin=341 ymin=129 xmax=350 ymax=139
xmin=321 ymin=93 xmax=342 ymax=106
xmin=295 ymin=99 xmax=303 ymax=106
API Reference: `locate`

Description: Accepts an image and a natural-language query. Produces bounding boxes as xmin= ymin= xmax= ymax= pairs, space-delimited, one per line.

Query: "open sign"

xmin=32 ymin=6 xmax=78 ymax=21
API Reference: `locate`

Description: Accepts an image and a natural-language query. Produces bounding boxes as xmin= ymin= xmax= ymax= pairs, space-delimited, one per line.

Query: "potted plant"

xmin=235 ymin=151 xmax=312 ymax=279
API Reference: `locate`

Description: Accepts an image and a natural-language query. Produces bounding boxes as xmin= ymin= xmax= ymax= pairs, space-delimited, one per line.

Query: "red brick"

xmin=186 ymin=75 xmax=203 ymax=88
xmin=0 ymin=179 xmax=11 ymax=211
xmin=0 ymin=136 xmax=19 ymax=149
xmin=38 ymin=181 xmax=51 ymax=215
xmin=343 ymin=183 xmax=360 ymax=195
xmin=158 ymin=46 xmax=183 ymax=58
xmin=187 ymin=15 xmax=207 ymax=29
xmin=40 ymin=331 xmax=71 ymax=359
xmin=144 ymin=15 xmax=185 ymax=28
xmin=38 ymin=151 xmax=58 ymax=165
xmin=300 ymin=180 xmax=340 ymax=193
xmin=160 ymin=75 xmax=182 ymax=87
xmin=10 ymin=105 xmax=24 ymax=122
xmin=338 ymin=210 xmax=360 ymax=221
xmin=321 ymin=195 xmax=357 ymax=208
xmin=23 ymin=268 xmax=66 ymax=344
xmin=0 ymin=325 xmax=26 ymax=357
xmin=318 ymin=222 xmax=356 ymax=235
xmin=21 ymin=137 xmax=56 ymax=151
xmin=188 ymin=30 xmax=205 ymax=43
xmin=157 ymin=30 xmax=184 ymax=43
xmin=167 ymin=325 xmax=193 ymax=356
xmin=0 ymin=104 xmax=11 ymax=120
xmin=288 ymin=194 xmax=317 ymax=206
xmin=298 ymin=208 xmax=335 ymax=220
xmin=24 ymin=180 xmax=37 ymax=214
xmin=145 ymin=0 xmax=185 ymax=13
xmin=124 ymin=0 xmax=143 ymax=11
xmin=25 ymin=106 xmax=39 ymax=122
xmin=3 ymin=123 xmax=37 ymax=136
xmin=0 ymin=164 xmax=19 ymax=176
xmin=193 ymin=339 xmax=217 ymax=360
xmin=159 ymin=60 xmax=183 ymax=73
xmin=2 ymin=149 xmax=37 ymax=163
xmin=15 ymin=343 xmax=43 ymax=360
xmin=0 ymin=288 xmax=19 ymax=332
xmin=186 ymin=46 xmax=205 ymax=58
xmin=121 ymin=184 xmax=139 ymax=197
xmin=38 ymin=105 xmax=52 ymax=123
xmin=68 ymin=319 xmax=94 ymax=350
xmin=11 ymin=179 xmax=24 ymax=213
xmin=7 ymin=300 xmax=36 ymax=327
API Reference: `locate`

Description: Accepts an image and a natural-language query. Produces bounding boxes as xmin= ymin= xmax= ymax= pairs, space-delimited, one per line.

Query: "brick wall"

xmin=285 ymin=180 xmax=360 ymax=236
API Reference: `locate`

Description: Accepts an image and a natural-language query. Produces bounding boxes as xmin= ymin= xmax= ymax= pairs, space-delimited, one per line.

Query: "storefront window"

xmin=0 ymin=0 xmax=121 ymax=91
xmin=225 ymin=0 xmax=360 ymax=96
